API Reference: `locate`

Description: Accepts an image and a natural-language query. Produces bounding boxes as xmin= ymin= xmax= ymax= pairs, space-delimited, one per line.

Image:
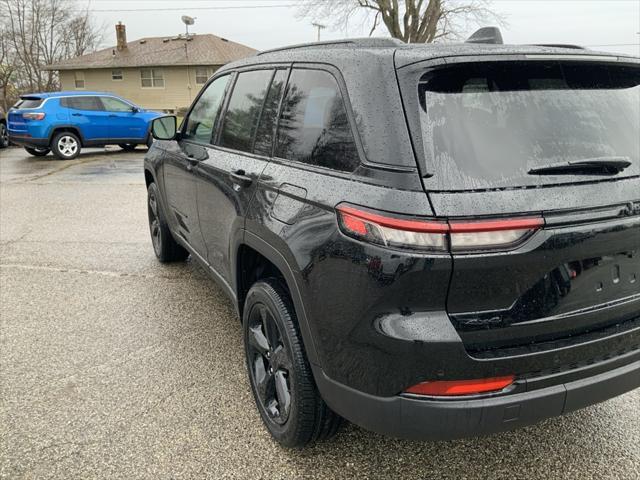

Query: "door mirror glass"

xmin=151 ymin=116 xmax=177 ymax=140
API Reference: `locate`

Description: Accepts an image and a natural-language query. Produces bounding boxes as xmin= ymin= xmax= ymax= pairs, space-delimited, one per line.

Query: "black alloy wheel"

xmin=148 ymin=186 xmax=162 ymax=256
xmin=243 ymin=280 xmax=343 ymax=448
xmin=146 ymin=182 xmax=189 ymax=262
xmin=0 ymin=122 xmax=8 ymax=148
xmin=246 ymin=301 xmax=294 ymax=425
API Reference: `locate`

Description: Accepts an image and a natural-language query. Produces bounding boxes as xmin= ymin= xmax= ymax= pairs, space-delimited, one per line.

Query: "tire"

xmin=119 ymin=143 xmax=137 ymax=151
xmin=243 ymin=279 xmax=342 ymax=448
xmin=24 ymin=146 xmax=50 ymax=157
xmin=0 ymin=122 xmax=8 ymax=148
xmin=51 ymin=131 xmax=81 ymax=160
xmin=147 ymin=182 xmax=189 ymax=262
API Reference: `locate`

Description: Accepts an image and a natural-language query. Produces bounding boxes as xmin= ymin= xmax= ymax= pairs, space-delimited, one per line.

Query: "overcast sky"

xmin=83 ymin=0 xmax=640 ymax=56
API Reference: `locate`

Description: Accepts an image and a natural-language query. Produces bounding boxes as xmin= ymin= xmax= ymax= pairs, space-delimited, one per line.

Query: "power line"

xmin=87 ymin=3 xmax=302 ymax=12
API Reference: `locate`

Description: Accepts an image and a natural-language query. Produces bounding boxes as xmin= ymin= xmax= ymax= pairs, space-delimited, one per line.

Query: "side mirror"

xmin=151 ymin=115 xmax=177 ymax=140
xmin=131 ymin=106 xmax=140 ymax=113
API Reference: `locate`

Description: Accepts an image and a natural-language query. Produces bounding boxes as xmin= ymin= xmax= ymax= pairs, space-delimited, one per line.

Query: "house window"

xmin=195 ymin=67 xmax=211 ymax=85
xmin=140 ymin=68 xmax=164 ymax=88
xmin=112 ymin=69 xmax=123 ymax=81
xmin=74 ymin=71 xmax=85 ymax=89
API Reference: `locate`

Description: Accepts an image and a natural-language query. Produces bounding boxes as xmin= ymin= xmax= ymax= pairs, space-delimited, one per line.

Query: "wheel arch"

xmin=48 ymin=125 xmax=84 ymax=146
xmin=237 ymin=232 xmax=320 ymax=366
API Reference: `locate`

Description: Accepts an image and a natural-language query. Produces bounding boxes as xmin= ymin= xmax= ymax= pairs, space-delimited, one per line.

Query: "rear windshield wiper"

xmin=528 ymin=157 xmax=632 ymax=176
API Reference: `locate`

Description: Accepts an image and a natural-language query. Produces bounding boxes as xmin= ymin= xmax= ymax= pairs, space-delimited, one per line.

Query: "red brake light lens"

xmin=405 ymin=375 xmax=515 ymax=396
xmin=336 ymin=205 xmax=543 ymax=252
xmin=22 ymin=112 xmax=45 ymax=120
xmin=336 ymin=205 xmax=448 ymax=251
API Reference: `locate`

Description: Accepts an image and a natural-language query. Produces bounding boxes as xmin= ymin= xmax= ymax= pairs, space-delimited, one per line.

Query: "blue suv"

xmin=7 ymin=92 xmax=162 ymax=160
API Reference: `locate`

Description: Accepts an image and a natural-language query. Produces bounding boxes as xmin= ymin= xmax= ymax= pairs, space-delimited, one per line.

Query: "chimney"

xmin=116 ymin=22 xmax=127 ymax=51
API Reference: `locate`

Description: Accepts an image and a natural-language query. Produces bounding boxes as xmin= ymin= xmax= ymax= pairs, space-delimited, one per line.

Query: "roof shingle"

xmin=45 ymin=33 xmax=257 ymax=70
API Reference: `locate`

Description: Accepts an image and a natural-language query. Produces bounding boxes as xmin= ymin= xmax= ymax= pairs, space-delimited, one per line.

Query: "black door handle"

xmin=71 ymin=113 xmax=82 ymax=116
xmin=229 ymin=170 xmax=253 ymax=188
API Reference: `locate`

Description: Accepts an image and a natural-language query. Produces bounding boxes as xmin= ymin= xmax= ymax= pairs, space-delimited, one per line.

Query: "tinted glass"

xmin=220 ymin=69 xmax=273 ymax=153
xmin=101 ymin=97 xmax=132 ymax=112
xmin=418 ymin=61 xmax=640 ymax=189
xmin=275 ymin=69 xmax=359 ymax=172
xmin=183 ymin=75 xmax=230 ymax=144
xmin=61 ymin=96 xmax=103 ymax=111
xmin=16 ymin=98 xmax=43 ymax=109
xmin=253 ymin=69 xmax=288 ymax=156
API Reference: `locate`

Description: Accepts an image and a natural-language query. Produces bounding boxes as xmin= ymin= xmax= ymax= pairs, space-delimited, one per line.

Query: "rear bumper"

xmin=8 ymin=133 xmax=49 ymax=148
xmin=315 ymin=353 xmax=640 ymax=440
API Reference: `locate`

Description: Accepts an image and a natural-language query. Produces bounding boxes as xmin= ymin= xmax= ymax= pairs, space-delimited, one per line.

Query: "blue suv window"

xmin=101 ymin=97 xmax=133 ymax=112
xmin=61 ymin=96 xmax=103 ymax=111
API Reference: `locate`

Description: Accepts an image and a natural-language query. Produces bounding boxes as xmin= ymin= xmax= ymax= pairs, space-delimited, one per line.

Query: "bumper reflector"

xmin=405 ymin=375 xmax=515 ymax=396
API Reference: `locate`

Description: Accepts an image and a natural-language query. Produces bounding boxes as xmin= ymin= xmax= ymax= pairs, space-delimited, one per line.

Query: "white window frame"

xmin=74 ymin=71 xmax=85 ymax=89
xmin=140 ymin=68 xmax=165 ymax=88
xmin=111 ymin=69 xmax=123 ymax=81
xmin=195 ymin=67 xmax=211 ymax=85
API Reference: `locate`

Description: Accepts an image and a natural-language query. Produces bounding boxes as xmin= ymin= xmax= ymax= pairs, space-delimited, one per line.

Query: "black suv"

xmin=144 ymin=31 xmax=640 ymax=448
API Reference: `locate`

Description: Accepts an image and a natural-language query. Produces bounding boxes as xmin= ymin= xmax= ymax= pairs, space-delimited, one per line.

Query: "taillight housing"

xmin=22 ymin=112 xmax=45 ymax=120
xmin=336 ymin=204 xmax=543 ymax=252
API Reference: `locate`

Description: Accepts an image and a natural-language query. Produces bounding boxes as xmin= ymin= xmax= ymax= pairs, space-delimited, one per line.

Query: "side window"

xmin=61 ymin=96 xmax=103 ymax=111
xmin=101 ymin=97 xmax=133 ymax=112
xmin=183 ymin=75 xmax=230 ymax=144
xmin=275 ymin=69 xmax=360 ymax=172
xmin=219 ymin=69 xmax=273 ymax=153
xmin=253 ymin=69 xmax=288 ymax=156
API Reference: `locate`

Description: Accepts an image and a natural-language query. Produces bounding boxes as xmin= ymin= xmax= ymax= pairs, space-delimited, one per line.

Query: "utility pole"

xmin=312 ymin=22 xmax=326 ymax=42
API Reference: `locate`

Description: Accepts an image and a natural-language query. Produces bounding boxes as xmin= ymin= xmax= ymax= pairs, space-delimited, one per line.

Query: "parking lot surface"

xmin=1 ymin=146 xmax=639 ymax=479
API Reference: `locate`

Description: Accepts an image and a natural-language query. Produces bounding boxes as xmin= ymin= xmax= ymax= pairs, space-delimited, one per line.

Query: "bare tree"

xmin=0 ymin=0 xmax=103 ymax=94
xmin=298 ymin=0 xmax=502 ymax=43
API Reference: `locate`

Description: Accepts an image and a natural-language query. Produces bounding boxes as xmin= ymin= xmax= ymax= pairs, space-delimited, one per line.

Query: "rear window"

xmin=418 ymin=61 xmax=640 ymax=190
xmin=15 ymin=97 xmax=44 ymax=109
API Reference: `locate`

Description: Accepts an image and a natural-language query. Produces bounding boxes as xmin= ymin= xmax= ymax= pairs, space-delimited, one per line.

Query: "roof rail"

xmin=258 ymin=37 xmax=403 ymax=56
xmin=465 ymin=27 xmax=503 ymax=45
xmin=532 ymin=43 xmax=586 ymax=50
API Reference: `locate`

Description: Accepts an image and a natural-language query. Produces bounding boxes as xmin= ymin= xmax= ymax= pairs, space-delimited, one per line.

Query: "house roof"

xmin=45 ymin=33 xmax=257 ymax=71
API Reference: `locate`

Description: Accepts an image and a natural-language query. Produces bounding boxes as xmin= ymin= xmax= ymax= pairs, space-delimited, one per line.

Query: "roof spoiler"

xmin=465 ymin=27 xmax=503 ymax=45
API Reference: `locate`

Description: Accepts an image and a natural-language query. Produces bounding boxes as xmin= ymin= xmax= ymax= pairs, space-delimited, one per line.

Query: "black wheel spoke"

xmin=253 ymin=356 xmax=272 ymax=399
xmin=274 ymin=370 xmax=291 ymax=419
xmin=248 ymin=324 xmax=270 ymax=355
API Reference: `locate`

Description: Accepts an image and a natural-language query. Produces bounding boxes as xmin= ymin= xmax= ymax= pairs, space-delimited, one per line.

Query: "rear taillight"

xmin=22 ymin=112 xmax=45 ymax=120
xmin=336 ymin=205 xmax=448 ymax=251
xmin=404 ymin=375 xmax=515 ymax=396
xmin=336 ymin=205 xmax=542 ymax=252
xmin=449 ymin=217 xmax=543 ymax=251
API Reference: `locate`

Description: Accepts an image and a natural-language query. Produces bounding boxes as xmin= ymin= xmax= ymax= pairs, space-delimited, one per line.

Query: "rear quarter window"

xmin=15 ymin=98 xmax=44 ymax=109
xmin=275 ymin=69 xmax=360 ymax=172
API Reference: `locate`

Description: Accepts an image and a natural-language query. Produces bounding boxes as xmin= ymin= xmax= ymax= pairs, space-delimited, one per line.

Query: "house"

xmin=45 ymin=23 xmax=257 ymax=113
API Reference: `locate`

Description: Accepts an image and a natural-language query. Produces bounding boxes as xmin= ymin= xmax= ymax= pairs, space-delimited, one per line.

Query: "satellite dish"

xmin=181 ymin=15 xmax=195 ymax=26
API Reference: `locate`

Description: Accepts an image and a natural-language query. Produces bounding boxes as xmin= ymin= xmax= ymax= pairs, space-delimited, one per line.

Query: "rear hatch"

xmin=8 ymin=96 xmax=45 ymax=134
xmin=399 ymin=56 xmax=640 ymax=354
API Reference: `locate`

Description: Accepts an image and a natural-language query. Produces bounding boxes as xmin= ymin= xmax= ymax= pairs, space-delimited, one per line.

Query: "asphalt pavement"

xmin=1 ymin=146 xmax=639 ymax=479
